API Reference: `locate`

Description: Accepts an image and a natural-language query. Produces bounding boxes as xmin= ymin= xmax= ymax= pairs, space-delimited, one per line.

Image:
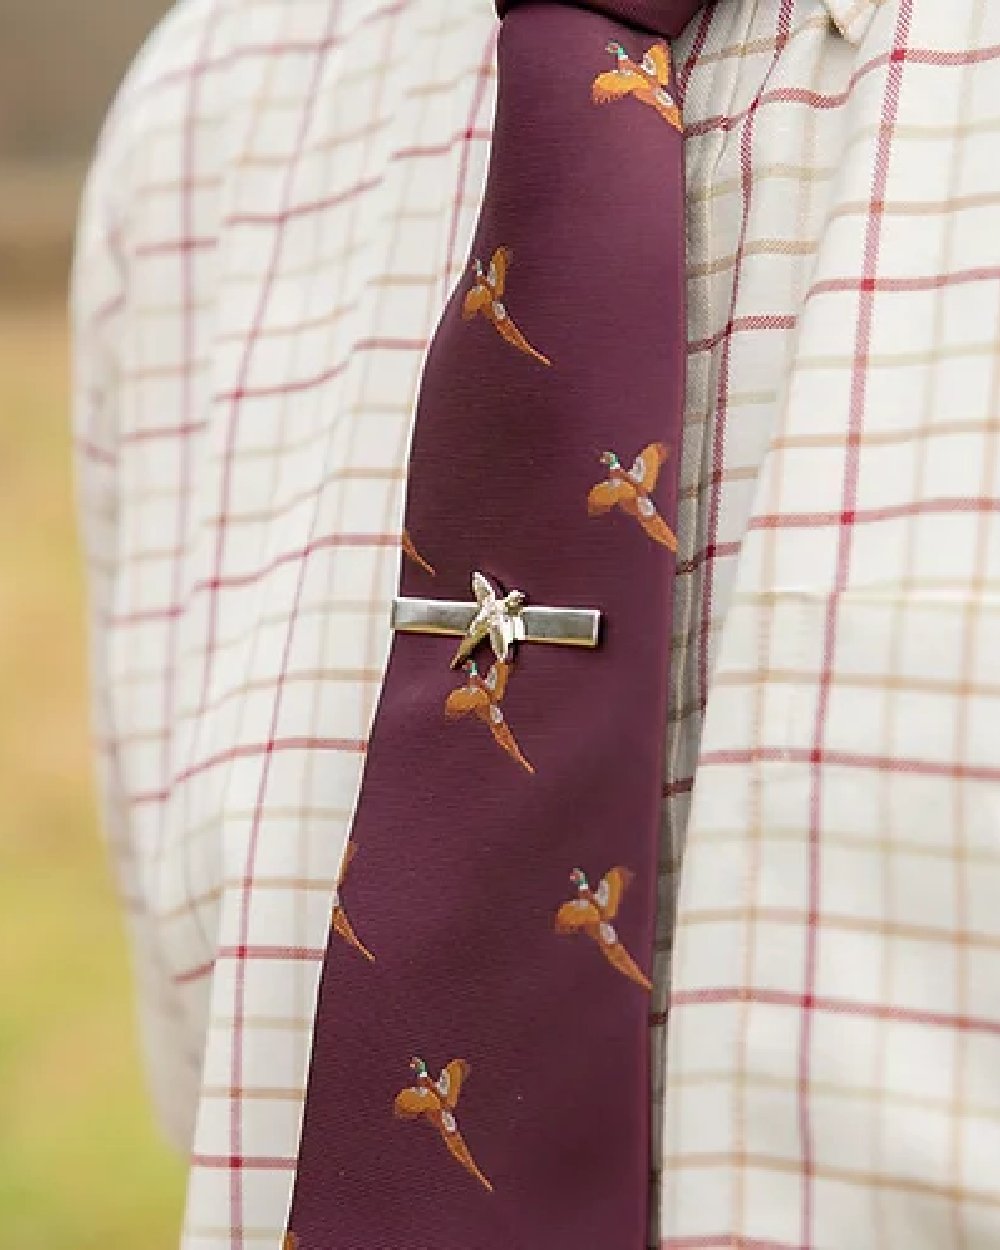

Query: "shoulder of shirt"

xmin=76 ymin=0 xmax=224 ymax=249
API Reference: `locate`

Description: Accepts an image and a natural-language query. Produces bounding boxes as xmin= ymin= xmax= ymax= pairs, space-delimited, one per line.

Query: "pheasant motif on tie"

xmin=286 ymin=1 xmax=703 ymax=1246
xmin=393 ymin=1058 xmax=494 ymax=1193
xmin=444 ymin=658 xmax=534 ymax=774
xmin=555 ymin=865 xmax=653 ymax=989
xmin=462 ymin=246 xmax=552 ymax=366
xmin=592 ymin=39 xmax=682 ymax=129
xmin=401 ymin=528 xmax=437 ymax=577
xmin=330 ymin=843 xmax=375 ymax=964
xmin=588 ymin=441 xmax=679 ymax=551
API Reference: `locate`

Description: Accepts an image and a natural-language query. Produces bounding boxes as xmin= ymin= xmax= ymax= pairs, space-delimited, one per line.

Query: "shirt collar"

xmin=823 ymin=0 xmax=881 ymax=44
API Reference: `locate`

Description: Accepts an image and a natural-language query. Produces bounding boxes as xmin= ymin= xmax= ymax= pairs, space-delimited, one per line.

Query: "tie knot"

xmin=495 ymin=0 xmax=708 ymax=40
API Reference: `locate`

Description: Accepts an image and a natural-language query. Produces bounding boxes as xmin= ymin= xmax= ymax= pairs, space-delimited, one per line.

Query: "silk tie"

xmin=287 ymin=3 xmax=702 ymax=1246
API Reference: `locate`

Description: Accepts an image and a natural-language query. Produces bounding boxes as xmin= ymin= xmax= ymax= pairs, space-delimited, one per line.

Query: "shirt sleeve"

xmin=70 ymin=99 xmax=197 ymax=1155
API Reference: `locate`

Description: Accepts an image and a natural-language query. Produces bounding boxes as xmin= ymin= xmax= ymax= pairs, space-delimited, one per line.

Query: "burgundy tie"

xmin=287 ymin=3 xmax=702 ymax=1246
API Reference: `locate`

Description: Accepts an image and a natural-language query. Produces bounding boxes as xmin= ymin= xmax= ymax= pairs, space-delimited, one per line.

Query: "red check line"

xmin=134 ymin=234 xmax=215 ymax=258
xmin=133 ymin=0 xmax=408 ymax=100
xmin=677 ymin=6 xmax=715 ymax=98
xmin=74 ymin=437 xmax=116 ymax=467
xmin=696 ymin=0 xmax=795 ymax=839
xmin=224 ymin=175 xmax=382 ymax=228
xmin=218 ymin=944 xmax=325 ymax=962
xmin=225 ymin=8 xmax=407 ymax=1242
xmin=121 ymin=418 xmax=208 ymax=445
xmin=809 ymin=264 xmax=1000 ymax=299
xmin=222 ymin=126 xmax=493 ymax=230
xmin=697 ymin=742 xmax=1000 ymax=784
xmin=192 ymin=1153 xmax=297 ymax=1171
xmin=670 ymin=985 xmax=1000 ymax=1039
xmin=749 ymin=494 xmax=1000 ymax=532
xmin=156 ymin=6 xmax=218 ymax=976
xmin=215 ymin=336 xmax=426 ymax=402
xmin=174 ymin=958 xmax=216 ymax=986
xmin=393 ymin=125 xmax=494 ymax=165
xmin=688 ymin=313 xmax=797 ymax=357
xmin=108 ymin=530 xmax=399 ymax=626
xmin=129 ymin=735 xmax=367 ymax=806
xmin=683 ymin=42 xmax=1000 ymax=141
xmin=94 ymin=290 xmax=125 ymax=325
xmin=796 ymin=9 xmax=914 ymax=1245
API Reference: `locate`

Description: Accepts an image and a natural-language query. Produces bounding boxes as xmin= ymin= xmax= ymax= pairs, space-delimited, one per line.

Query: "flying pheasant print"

xmin=555 ymin=866 xmax=652 ymax=991
xmin=401 ymin=528 xmax=436 ymax=576
xmin=587 ymin=441 xmax=678 ymax=552
xmin=445 ymin=658 xmax=534 ymax=775
xmin=592 ymin=40 xmax=682 ymax=131
xmin=394 ymin=1057 xmax=494 ymax=1193
xmin=331 ymin=841 xmax=375 ymax=964
xmin=462 ymin=246 xmax=552 ymax=366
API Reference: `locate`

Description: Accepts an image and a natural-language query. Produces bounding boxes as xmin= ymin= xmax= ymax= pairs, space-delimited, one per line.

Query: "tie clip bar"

xmin=391 ymin=597 xmax=601 ymax=651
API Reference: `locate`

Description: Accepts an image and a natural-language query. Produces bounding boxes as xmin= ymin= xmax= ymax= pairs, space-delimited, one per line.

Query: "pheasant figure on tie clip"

xmin=451 ymin=570 xmax=526 ymax=669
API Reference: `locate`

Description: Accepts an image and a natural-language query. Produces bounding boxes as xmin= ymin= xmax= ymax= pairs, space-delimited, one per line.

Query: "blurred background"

xmin=0 ymin=4 xmax=186 ymax=1247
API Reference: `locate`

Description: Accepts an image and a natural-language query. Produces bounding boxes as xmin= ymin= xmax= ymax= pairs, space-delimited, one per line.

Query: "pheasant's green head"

xmin=606 ymin=40 xmax=627 ymax=61
xmin=472 ymin=258 xmax=484 ymax=279
xmin=410 ymin=1057 xmax=428 ymax=1079
xmin=465 ymin=659 xmax=479 ymax=678
xmin=570 ymin=868 xmax=588 ymax=891
xmin=600 ymin=451 xmax=620 ymax=470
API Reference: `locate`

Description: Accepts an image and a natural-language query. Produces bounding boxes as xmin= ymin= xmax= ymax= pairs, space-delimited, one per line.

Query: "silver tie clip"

xmin=391 ymin=571 xmax=601 ymax=669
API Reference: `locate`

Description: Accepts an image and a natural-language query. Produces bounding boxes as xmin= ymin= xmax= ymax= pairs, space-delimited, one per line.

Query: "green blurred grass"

xmin=0 ymin=302 xmax=185 ymax=1249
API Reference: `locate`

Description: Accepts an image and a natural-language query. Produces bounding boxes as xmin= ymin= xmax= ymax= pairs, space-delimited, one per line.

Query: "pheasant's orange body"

xmin=592 ymin=40 xmax=682 ymax=131
xmin=555 ymin=866 xmax=652 ymax=991
xmin=463 ymin=246 xmax=551 ymax=366
xmin=445 ymin=659 xmax=534 ymax=774
xmin=394 ymin=1058 xmax=494 ymax=1192
xmin=587 ymin=441 xmax=678 ymax=551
